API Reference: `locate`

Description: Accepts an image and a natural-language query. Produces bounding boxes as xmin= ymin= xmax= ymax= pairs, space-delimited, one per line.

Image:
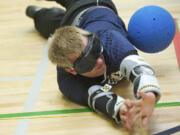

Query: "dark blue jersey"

xmin=79 ymin=8 xmax=137 ymax=74
xmin=57 ymin=7 xmax=137 ymax=105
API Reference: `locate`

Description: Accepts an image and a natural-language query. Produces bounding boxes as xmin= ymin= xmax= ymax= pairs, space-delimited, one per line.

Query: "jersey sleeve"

xmin=56 ymin=67 xmax=125 ymax=124
xmin=98 ymin=29 xmax=138 ymax=73
xmin=56 ymin=67 xmax=103 ymax=106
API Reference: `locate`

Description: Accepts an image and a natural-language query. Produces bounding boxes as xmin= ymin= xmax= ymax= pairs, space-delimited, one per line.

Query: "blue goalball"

xmin=128 ymin=5 xmax=176 ymax=53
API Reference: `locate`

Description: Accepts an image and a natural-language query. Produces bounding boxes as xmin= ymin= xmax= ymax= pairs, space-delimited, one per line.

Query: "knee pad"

xmin=120 ymin=55 xmax=161 ymax=102
xmin=88 ymin=84 xmax=125 ymax=123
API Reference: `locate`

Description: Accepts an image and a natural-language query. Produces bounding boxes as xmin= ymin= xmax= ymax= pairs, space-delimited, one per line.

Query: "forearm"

xmin=88 ymin=84 xmax=125 ymax=123
xmin=120 ymin=54 xmax=161 ymax=102
xmin=57 ymin=68 xmax=125 ymax=123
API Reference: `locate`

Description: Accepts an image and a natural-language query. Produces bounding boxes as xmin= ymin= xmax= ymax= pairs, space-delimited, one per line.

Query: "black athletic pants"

xmin=31 ymin=0 xmax=116 ymax=38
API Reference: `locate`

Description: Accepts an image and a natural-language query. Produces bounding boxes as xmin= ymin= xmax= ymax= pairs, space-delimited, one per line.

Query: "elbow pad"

xmin=88 ymin=84 xmax=125 ymax=123
xmin=120 ymin=55 xmax=161 ymax=102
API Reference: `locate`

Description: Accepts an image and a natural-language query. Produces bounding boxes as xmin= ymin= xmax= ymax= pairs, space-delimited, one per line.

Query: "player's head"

xmin=48 ymin=26 xmax=106 ymax=77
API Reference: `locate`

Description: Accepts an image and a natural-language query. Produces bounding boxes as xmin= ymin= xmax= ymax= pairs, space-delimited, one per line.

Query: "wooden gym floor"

xmin=0 ymin=0 xmax=180 ymax=135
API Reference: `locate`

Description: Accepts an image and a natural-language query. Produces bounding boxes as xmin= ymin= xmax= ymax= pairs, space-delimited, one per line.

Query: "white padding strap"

xmin=88 ymin=85 xmax=103 ymax=108
xmin=88 ymin=85 xmax=125 ymax=123
xmin=120 ymin=55 xmax=151 ymax=80
xmin=120 ymin=55 xmax=161 ymax=102
xmin=135 ymin=74 xmax=161 ymax=102
xmin=112 ymin=96 xmax=125 ymax=123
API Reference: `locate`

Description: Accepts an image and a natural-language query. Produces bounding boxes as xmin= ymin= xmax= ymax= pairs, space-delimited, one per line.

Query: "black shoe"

xmin=26 ymin=5 xmax=42 ymax=18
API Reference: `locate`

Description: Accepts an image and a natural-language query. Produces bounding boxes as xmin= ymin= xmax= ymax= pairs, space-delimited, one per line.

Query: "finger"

xmin=134 ymin=106 xmax=141 ymax=114
xmin=130 ymin=100 xmax=135 ymax=106
xmin=120 ymin=105 xmax=128 ymax=115
xmin=134 ymin=100 xmax=143 ymax=107
xmin=128 ymin=106 xmax=134 ymax=115
xmin=128 ymin=104 xmax=141 ymax=113
xmin=129 ymin=100 xmax=135 ymax=108
xmin=123 ymin=114 xmax=132 ymax=131
xmin=132 ymin=112 xmax=142 ymax=124
xmin=125 ymin=99 xmax=132 ymax=108
xmin=138 ymin=91 xmax=148 ymax=99
xmin=126 ymin=99 xmax=135 ymax=109
xmin=125 ymin=121 xmax=132 ymax=131
xmin=142 ymin=117 xmax=149 ymax=127
xmin=126 ymin=113 xmax=139 ymax=131
xmin=121 ymin=115 xmax=127 ymax=123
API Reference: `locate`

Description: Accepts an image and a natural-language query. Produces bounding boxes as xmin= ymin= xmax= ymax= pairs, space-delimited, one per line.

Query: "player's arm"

xmin=119 ymin=54 xmax=161 ymax=126
xmin=57 ymin=67 xmax=127 ymax=124
xmin=120 ymin=54 xmax=161 ymax=102
xmin=88 ymin=84 xmax=126 ymax=123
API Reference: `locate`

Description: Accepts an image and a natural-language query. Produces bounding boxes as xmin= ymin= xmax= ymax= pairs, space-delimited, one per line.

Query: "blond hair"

xmin=48 ymin=26 xmax=90 ymax=68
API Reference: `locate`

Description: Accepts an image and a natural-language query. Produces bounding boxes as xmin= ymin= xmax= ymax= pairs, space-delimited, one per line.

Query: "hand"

xmin=135 ymin=91 xmax=156 ymax=127
xmin=119 ymin=99 xmax=141 ymax=131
